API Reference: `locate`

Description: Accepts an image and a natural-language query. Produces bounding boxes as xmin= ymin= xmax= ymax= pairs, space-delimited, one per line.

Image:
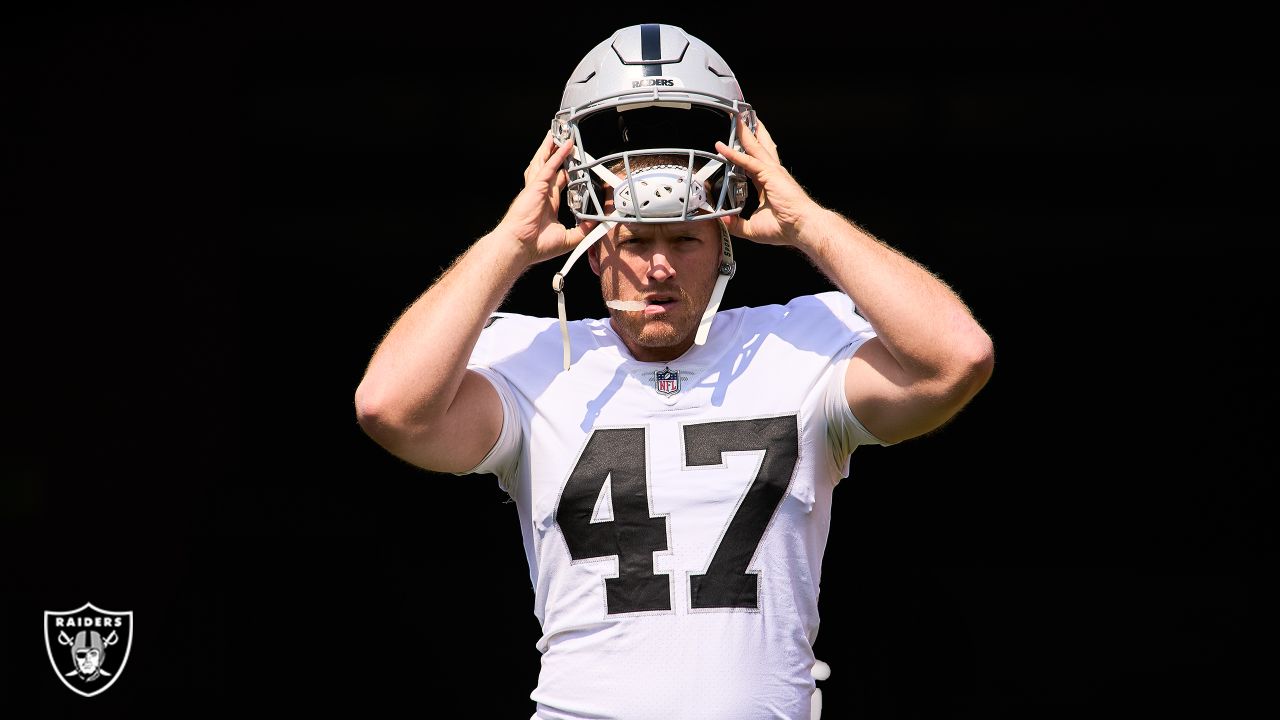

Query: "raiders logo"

xmin=44 ymin=602 xmax=134 ymax=697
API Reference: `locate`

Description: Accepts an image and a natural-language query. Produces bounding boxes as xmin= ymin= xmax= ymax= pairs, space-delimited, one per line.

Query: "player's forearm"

xmin=794 ymin=207 xmax=993 ymax=379
xmin=355 ymin=228 xmax=529 ymax=429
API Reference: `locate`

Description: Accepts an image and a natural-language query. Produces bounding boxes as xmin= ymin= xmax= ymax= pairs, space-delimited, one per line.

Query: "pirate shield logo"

xmin=44 ymin=602 xmax=133 ymax=697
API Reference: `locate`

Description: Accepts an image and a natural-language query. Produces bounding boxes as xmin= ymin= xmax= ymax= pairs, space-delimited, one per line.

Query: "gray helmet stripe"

xmin=641 ymin=24 xmax=662 ymax=76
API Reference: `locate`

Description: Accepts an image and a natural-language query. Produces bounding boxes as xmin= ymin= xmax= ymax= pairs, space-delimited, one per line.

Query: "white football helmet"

xmin=549 ymin=23 xmax=757 ymax=371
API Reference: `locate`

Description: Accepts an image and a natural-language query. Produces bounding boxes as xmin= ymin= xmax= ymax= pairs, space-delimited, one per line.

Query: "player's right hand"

xmin=496 ymin=131 xmax=599 ymax=266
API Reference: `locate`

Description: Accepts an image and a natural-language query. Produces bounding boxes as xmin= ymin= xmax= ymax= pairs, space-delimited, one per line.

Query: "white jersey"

xmin=451 ymin=291 xmax=893 ymax=720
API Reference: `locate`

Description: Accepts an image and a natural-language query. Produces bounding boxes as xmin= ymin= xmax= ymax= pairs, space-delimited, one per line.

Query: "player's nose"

xmin=647 ymin=253 xmax=676 ymax=282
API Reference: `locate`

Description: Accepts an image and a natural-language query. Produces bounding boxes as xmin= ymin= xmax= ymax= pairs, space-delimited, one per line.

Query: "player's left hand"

xmin=714 ymin=115 xmax=823 ymax=247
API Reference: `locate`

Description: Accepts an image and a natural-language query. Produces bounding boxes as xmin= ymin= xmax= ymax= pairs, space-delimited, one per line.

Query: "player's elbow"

xmin=355 ymin=382 xmax=445 ymax=459
xmin=354 ymin=381 xmax=398 ymax=440
xmin=355 ymin=390 xmax=415 ymax=462
xmin=948 ymin=330 xmax=995 ymax=401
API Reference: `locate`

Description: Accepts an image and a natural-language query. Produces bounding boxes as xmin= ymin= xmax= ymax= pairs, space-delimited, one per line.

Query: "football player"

xmin=356 ymin=23 xmax=993 ymax=720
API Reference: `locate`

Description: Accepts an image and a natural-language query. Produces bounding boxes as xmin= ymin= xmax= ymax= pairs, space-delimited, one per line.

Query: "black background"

xmin=3 ymin=3 xmax=1274 ymax=718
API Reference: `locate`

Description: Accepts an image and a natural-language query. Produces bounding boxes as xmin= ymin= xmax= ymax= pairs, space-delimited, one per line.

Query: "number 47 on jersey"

xmin=556 ymin=415 xmax=800 ymax=616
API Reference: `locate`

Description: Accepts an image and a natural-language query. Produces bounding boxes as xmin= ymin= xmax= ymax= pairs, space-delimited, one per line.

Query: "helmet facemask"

xmin=563 ymin=104 xmax=751 ymax=223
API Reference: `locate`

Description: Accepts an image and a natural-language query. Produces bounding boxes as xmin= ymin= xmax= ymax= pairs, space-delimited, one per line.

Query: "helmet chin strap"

xmin=553 ymin=160 xmax=737 ymax=372
xmin=696 ymin=221 xmax=735 ymax=345
xmin=553 ymin=214 xmax=622 ymax=372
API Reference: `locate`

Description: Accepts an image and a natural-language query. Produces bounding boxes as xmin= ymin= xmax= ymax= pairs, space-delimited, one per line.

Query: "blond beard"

xmin=604 ymin=283 xmax=698 ymax=349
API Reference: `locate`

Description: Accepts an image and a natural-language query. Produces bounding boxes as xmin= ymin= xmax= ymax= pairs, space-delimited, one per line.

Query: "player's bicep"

xmin=844 ymin=336 xmax=965 ymax=445
xmin=379 ymin=368 xmax=508 ymax=475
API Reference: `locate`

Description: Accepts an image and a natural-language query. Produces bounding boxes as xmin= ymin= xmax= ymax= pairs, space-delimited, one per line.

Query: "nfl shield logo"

xmin=44 ymin=602 xmax=134 ymax=697
xmin=655 ymin=366 xmax=680 ymax=396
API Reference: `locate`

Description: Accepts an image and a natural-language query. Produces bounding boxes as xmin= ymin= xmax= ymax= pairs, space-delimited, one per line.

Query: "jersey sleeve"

xmin=812 ymin=293 xmax=896 ymax=479
xmin=446 ymin=313 xmax=523 ymax=498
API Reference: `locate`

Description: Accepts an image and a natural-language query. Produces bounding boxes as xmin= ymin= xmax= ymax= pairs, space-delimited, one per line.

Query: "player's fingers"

xmin=536 ymin=139 xmax=574 ymax=186
xmin=755 ymin=117 xmax=780 ymax=161
xmin=531 ymin=130 xmax=553 ymax=165
xmin=719 ymin=211 xmax=749 ymax=241
xmin=564 ymin=218 xmax=598 ymax=248
xmin=526 ymin=132 xmax=554 ymax=179
xmin=526 ymin=133 xmax=552 ymax=182
xmin=741 ymin=115 xmax=778 ymax=164
xmin=736 ymin=112 xmax=766 ymax=155
xmin=714 ymin=139 xmax=765 ymax=175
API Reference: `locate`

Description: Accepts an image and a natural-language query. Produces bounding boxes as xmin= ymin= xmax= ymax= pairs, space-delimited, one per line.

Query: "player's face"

xmin=76 ymin=648 xmax=101 ymax=674
xmin=589 ymin=212 xmax=723 ymax=362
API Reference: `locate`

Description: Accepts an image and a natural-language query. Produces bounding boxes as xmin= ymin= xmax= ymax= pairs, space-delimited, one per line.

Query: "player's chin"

xmin=641 ymin=319 xmax=693 ymax=344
